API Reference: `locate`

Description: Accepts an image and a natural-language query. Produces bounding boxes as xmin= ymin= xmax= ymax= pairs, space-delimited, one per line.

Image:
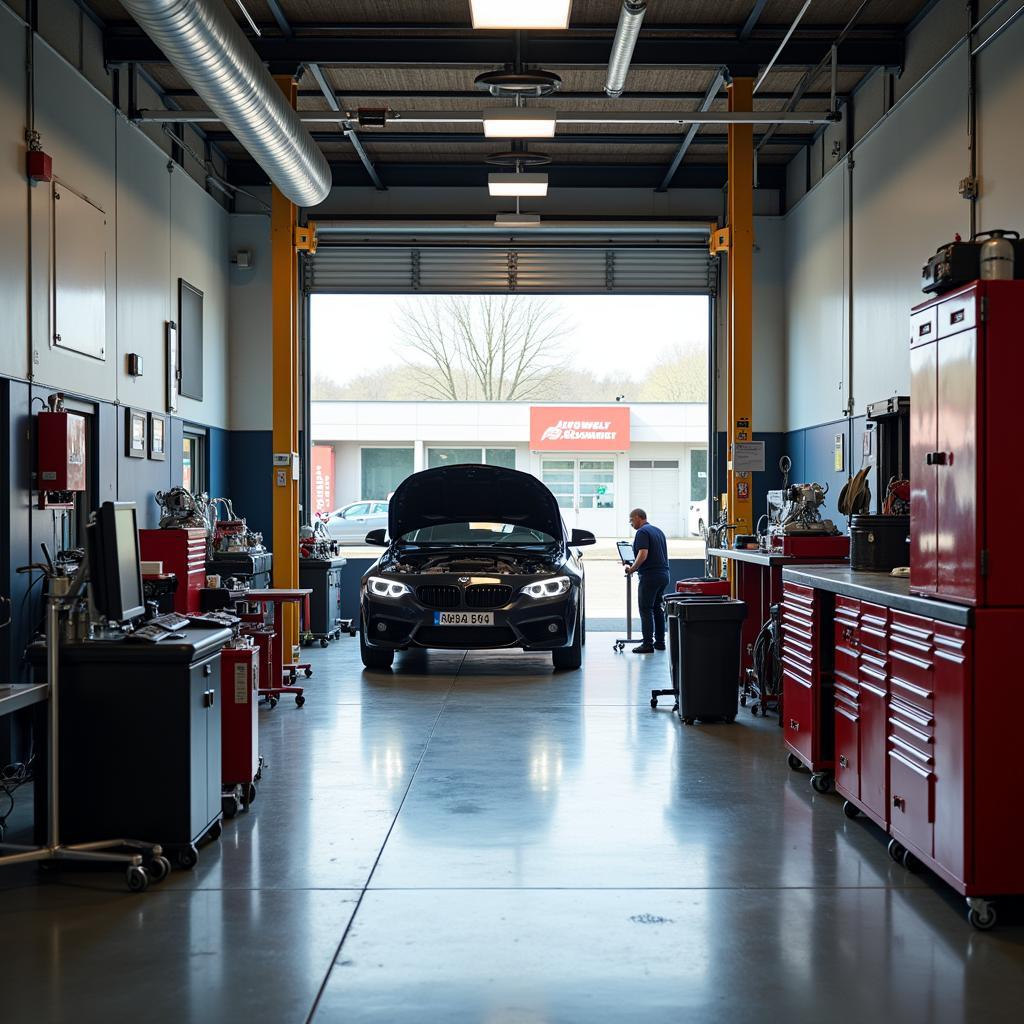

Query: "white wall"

xmin=782 ymin=5 xmax=1024 ymax=432
xmin=0 ymin=7 xmax=230 ymax=427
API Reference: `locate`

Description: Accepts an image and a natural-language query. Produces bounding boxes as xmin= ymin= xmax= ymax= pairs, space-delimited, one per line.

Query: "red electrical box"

xmin=909 ymin=280 xmax=1024 ymax=606
xmin=37 ymin=411 xmax=86 ymax=493
xmin=27 ymin=150 xmax=53 ymax=183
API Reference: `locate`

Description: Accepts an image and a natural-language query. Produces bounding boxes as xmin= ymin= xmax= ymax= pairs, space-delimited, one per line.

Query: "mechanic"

xmin=624 ymin=508 xmax=670 ymax=654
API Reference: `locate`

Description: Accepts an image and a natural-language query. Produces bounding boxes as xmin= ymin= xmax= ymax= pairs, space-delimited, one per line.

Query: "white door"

xmin=541 ymin=457 xmax=617 ymax=536
xmin=629 ymin=460 xmax=681 ymax=537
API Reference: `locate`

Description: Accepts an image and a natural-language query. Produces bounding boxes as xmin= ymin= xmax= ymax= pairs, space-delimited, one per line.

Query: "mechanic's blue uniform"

xmin=633 ymin=522 xmax=669 ymax=646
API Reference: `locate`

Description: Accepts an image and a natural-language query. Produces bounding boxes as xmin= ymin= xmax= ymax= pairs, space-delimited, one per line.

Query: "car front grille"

xmin=465 ymin=585 xmax=513 ymax=609
xmin=416 ymin=585 xmax=461 ymax=610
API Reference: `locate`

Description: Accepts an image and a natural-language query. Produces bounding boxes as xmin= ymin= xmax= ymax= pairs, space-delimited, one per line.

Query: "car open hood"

xmin=388 ymin=465 xmax=564 ymax=541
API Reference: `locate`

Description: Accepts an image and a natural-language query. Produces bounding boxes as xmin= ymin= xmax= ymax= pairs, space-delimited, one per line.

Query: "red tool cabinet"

xmin=140 ymin=528 xmax=207 ymax=614
xmin=219 ymin=645 xmax=261 ymax=816
xmin=780 ymin=581 xmax=835 ymax=791
xmin=909 ymin=281 xmax=1024 ymax=606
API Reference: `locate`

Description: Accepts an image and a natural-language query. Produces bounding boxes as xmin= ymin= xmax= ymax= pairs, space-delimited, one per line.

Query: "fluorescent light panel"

xmin=488 ymin=173 xmax=549 ymax=197
xmin=470 ymin=1 xmax=572 ymax=30
xmin=482 ymin=109 xmax=557 ymax=139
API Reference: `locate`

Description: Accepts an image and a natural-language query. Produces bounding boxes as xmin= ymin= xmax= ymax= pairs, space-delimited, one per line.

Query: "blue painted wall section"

xmin=228 ymin=430 xmax=273 ymax=544
xmin=715 ymin=431 xmax=787 ymax=533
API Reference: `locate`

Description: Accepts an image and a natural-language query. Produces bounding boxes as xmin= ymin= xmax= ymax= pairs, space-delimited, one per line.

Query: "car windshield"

xmin=399 ymin=522 xmax=557 ymax=546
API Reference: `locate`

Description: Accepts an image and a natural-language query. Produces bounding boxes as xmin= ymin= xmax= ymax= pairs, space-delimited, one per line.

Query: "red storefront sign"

xmin=311 ymin=445 xmax=335 ymax=515
xmin=529 ymin=406 xmax=631 ymax=451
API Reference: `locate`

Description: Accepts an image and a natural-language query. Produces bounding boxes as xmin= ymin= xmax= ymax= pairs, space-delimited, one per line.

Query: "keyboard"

xmin=128 ymin=625 xmax=186 ymax=644
xmin=148 ymin=612 xmax=192 ymax=631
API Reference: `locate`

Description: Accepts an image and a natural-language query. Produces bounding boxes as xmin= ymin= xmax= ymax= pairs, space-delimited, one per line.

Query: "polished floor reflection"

xmin=4 ymin=636 xmax=1023 ymax=1022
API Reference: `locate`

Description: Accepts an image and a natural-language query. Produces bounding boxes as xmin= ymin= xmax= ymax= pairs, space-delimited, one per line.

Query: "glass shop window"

xmin=361 ymin=448 xmax=414 ymax=500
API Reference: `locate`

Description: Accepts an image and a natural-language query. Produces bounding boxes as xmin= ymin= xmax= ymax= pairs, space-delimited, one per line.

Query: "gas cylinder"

xmin=979 ymin=230 xmax=1017 ymax=280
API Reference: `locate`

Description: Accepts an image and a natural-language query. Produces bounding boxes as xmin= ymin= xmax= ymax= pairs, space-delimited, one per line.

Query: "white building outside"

xmin=311 ymin=401 xmax=709 ymax=541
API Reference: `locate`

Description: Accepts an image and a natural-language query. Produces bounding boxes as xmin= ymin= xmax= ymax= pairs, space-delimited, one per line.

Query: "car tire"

xmin=360 ymin=624 xmax=394 ymax=670
xmin=552 ymin=608 xmax=583 ymax=671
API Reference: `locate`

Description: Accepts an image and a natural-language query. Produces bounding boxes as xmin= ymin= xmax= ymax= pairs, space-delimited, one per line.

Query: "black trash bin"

xmin=661 ymin=596 xmax=747 ymax=725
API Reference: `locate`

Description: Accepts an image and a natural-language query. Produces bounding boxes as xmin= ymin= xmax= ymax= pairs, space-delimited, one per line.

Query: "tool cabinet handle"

xmin=925 ymin=451 xmax=948 ymax=466
xmin=892 ymin=794 xmax=906 ymax=812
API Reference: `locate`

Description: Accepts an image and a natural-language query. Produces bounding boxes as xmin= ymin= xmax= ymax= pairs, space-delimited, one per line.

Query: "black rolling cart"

xmin=299 ymin=556 xmax=354 ymax=646
xmin=27 ymin=626 xmax=232 ymax=869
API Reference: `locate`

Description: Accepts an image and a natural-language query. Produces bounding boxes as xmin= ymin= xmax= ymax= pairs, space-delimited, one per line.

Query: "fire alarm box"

xmin=38 ymin=411 xmax=86 ymax=492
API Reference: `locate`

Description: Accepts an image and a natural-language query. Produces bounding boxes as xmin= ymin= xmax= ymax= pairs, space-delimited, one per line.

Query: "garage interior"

xmin=2 ymin=0 xmax=1024 ymax=1020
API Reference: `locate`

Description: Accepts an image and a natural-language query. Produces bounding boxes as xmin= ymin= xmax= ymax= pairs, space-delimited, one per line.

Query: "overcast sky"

xmin=312 ymin=294 xmax=709 ymax=385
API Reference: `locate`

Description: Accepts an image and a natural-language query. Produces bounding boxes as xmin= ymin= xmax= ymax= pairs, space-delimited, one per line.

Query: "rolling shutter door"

xmin=306 ymin=246 xmax=715 ymax=296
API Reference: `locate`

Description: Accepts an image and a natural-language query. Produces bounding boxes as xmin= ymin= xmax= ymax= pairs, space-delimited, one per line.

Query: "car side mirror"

xmin=570 ymin=529 xmax=597 ymax=547
xmin=365 ymin=529 xmax=388 ymax=546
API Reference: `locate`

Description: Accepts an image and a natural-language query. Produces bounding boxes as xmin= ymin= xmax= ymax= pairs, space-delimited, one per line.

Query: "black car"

xmin=359 ymin=464 xmax=595 ymax=671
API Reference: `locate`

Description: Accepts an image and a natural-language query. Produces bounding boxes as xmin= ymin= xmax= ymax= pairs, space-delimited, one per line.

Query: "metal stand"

xmin=0 ymin=578 xmax=170 ymax=892
xmin=613 ymin=571 xmax=635 ymax=653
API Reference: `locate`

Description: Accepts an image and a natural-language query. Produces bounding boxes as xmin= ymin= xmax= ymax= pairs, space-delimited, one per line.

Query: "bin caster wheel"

xmin=146 ymin=855 xmax=171 ymax=883
xmin=787 ymin=753 xmax=803 ymax=772
xmin=320 ymin=639 xmax=329 ymax=648
xmin=295 ymin=694 xmax=306 ymax=708
xmin=177 ymin=845 xmax=199 ymax=870
xmin=967 ymin=900 xmax=997 ymax=931
xmin=246 ymin=782 xmax=258 ymax=805
xmin=206 ymin=821 xmax=223 ymax=843
xmin=268 ymin=696 xmax=278 ymax=709
xmin=901 ymin=848 xmax=922 ymax=873
xmin=810 ymin=772 xmax=832 ymax=794
xmin=222 ymin=794 xmax=241 ymax=819
xmin=126 ymin=865 xmax=149 ymax=893
xmin=304 ymin=667 xmax=313 ymax=678
xmin=887 ymin=838 xmax=906 ymax=865
xmin=650 ymin=697 xmax=658 ymax=709
xmin=843 ymin=800 xmax=860 ymax=819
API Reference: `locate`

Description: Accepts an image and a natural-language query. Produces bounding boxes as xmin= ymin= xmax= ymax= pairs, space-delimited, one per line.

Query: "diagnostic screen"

xmin=617 ymin=541 xmax=635 ymax=563
xmin=115 ymin=506 xmax=143 ymax=614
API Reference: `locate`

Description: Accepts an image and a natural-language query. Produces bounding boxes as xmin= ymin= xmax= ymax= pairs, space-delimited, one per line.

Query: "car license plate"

xmin=433 ymin=612 xmax=494 ymax=626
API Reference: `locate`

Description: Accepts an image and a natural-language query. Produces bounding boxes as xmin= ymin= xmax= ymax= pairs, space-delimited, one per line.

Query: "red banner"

xmin=311 ymin=445 xmax=335 ymax=515
xmin=530 ymin=406 xmax=631 ymax=451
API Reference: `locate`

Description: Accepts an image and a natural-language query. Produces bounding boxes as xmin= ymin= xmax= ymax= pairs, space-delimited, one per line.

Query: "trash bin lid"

xmin=665 ymin=597 xmax=747 ymax=621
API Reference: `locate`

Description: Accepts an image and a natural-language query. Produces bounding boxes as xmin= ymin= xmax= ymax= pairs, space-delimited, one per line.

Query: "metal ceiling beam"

xmin=203 ymin=130 xmax=812 ymax=147
xmin=161 ymin=88 xmax=846 ymax=102
xmin=306 ymin=61 xmax=386 ymax=190
xmin=137 ymin=108 xmax=836 ymax=126
xmin=104 ymin=32 xmax=904 ymax=70
xmin=225 ymin=159 xmax=789 ymax=191
xmin=739 ymin=1 xmax=771 ymax=40
xmin=657 ymin=69 xmax=726 ymax=192
xmin=262 ymin=0 xmax=292 ymax=37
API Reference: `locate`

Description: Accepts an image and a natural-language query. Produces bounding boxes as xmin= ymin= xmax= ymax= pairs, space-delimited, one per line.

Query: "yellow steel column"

xmin=271 ymin=74 xmax=300 ymax=657
xmin=727 ymin=76 xmax=755 ymax=538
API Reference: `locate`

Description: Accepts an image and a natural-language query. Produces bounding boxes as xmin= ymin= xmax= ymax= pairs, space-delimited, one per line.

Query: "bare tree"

xmin=394 ymin=296 xmax=571 ymax=401
xmin=637 ymin=342 xmax=708 ymax=402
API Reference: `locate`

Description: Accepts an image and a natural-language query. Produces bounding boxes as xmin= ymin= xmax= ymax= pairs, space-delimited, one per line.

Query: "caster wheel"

xmin=683 ymin=717 xmax=694 ymax=726
xmin=206 ymin=821 xmax=223 ymax=843
xmin=222 ymin=794 xmax=240 ymax=819
xmin=304 ymin=668 xmax=313 ymax=678
xmin=787 ymin=753 xmax=803 ymax=771
xmin=146 ymin=855 xmax=171 ymax=883
xmin=843 ymin=800 xmax=860 ymax=819
xmin=751 ymin=705 xmax=759 ymax=717
xmin=295 ymin=694 xmax=306 ymax=708
xmin=967 ymin=903 xmax=997 ymax=931
xmin=246 ymin=782 xmax=258 ymax=805
xmin=268 ymin=697 xmax=279 ymax=709
xmin=650 ymin=698 xmax=658 ymax=709
xmin=901 ymin=849 xmax=922 ymax=873
xmin=254 ymin=767 xmax=263 ymax=783
xmin=887 ymin=838 xmax=906 ymax=865
xmin=740 ymin=695 xmax=747 ymax=707
xmin=177 ymin=845 xmax=199 ymax=870
xmin=320 ymin=639 xmax=329 ymax=648
xmin=126 ymin=865 xmax=149 ymax=893
xmin=810 ymin=772 xmax=832 ymax=794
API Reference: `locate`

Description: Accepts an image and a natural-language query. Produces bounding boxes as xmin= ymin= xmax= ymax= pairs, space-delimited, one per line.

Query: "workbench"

xmin=0 ymin=684 xmax=49 ymax=843
xmin=780 ymin=565 xmax=1020 ymax=928
xmin=708 ymin=547 xmax=849 ymax=713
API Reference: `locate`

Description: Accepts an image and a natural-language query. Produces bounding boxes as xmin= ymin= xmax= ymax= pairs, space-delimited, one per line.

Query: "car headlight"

xmin=519 ymin=577 xmax=572 ymax=600
xmin=365 ymin=576 xmax=412 ymax=599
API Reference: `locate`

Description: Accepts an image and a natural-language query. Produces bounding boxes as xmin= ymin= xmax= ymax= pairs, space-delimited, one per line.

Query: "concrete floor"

xmin=3 ymin=635 xmax=1024 ymax=1022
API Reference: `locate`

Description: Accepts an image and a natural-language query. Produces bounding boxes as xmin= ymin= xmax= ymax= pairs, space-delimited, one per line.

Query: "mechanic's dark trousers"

xmin=637 ymin=570 xmax=670 ymax=646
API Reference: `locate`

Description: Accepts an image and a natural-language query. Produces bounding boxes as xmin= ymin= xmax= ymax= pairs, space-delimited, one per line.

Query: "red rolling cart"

xmin=219 ymin=644 xmax=262 ymax=818
xmin=242 ymin=589 xmax=312 ymax=708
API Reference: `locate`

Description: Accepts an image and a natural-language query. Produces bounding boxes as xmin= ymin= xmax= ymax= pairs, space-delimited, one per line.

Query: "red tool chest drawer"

xmin=140 ymin=528 xmax=208 ymax=615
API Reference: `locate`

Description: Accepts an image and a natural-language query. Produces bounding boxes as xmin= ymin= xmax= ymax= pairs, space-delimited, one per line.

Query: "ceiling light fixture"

xmin=488 ymin=173 xmax=549 ymax=197
xmin=470 ymin=1 xmax=572 ymax=30
xmin=482 ymin=109 xmax=557 ymax=139
xmin=495 ymin=213 xmax=542 ymax=227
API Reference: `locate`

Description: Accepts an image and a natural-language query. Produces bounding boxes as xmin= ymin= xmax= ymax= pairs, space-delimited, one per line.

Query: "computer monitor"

xmin=86 ymin=501 xmax=145 ymax=623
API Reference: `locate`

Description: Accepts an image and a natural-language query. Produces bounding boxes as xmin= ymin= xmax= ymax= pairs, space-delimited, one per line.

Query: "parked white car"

xmin=688 ymin=501 xmax=709 ymax=537
xmin=324 ymin=500 xmax=389 ymax=543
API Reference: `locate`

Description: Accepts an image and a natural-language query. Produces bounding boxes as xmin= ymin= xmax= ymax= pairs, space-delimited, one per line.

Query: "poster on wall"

xmin=312 ymin=446 xmax=335 ymax=516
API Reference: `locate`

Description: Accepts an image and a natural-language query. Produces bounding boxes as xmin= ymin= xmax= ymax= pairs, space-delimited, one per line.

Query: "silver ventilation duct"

xmin=605 ymin=0 xmax=647 ymax=98
xmin=119 ymin=0 xmax=331 ymax=207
